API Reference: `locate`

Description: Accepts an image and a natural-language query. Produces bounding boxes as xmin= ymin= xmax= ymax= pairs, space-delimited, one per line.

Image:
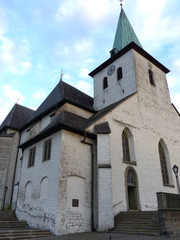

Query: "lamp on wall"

xmin=172 ymin=165 xmax=180 ymax=194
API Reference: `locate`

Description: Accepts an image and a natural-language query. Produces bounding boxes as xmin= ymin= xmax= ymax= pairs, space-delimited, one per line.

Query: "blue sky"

xmin=0 ymin=0 xmax=180 ymax=123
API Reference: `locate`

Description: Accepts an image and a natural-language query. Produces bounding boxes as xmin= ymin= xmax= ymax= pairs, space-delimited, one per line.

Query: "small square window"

xmin=72 ymin=199 xmax=79 ymax=207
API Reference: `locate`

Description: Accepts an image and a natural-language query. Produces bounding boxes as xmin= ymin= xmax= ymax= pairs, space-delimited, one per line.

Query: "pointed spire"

xmin=112 ymin=7 xmax=142 ymax=54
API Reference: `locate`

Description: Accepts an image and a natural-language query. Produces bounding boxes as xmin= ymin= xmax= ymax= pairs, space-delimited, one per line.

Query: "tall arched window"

xmin=103 ymin=77 xmax=108 ymax=89
xmin=117 ymin=67 xmax=123 ymax=80
xmin=159 ymin=142 xmax=169 ymax=185
xmin=122 ymin=131 xmax=130 ymax=162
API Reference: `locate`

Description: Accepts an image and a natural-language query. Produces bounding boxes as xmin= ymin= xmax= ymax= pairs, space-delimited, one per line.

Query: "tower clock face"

xmin=107 ymin=65 xmax=116 ymax=76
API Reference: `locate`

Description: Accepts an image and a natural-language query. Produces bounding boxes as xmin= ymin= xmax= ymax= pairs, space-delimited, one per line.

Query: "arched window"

xmin=159 ymin=142 xmax=169 ymax=185
xmin=24 ymin=181 xmax=32 ymax=201
xmin=40 ymin=177 xmax=49 ymax=199
xmin=122 ymin=130 xmax=130 ymax=162
xmin=117 ymin=67 xmax=123 ymax=80
xmin=127 ymin=169 xmax=136 ymax=185
xmin=103 ymin=77 xmax=108 ymax=89
xmin=148 ymin=69 xmax=155 ymax=86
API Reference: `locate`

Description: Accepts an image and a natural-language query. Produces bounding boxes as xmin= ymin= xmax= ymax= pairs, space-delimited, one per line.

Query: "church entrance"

xmin=126 ymin=168 xmax=139 ymax=211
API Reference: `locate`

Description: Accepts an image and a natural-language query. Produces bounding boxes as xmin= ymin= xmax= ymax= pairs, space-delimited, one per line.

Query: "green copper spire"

xmin=112 ymin=7 xmax=142 ymax=52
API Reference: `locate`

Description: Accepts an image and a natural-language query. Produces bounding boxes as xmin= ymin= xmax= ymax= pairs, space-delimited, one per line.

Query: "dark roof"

xmin=94 ymin=122 xmax=111 ymax=134
xmin=85 ymin=93 xmax=136 ymax=129
xmin=172 ymin=103 xmax=180 ymax=116
xmin=19 ymin=110 xmax=96 ymax=149
xmin=0 ymin=104 xmax=35 ymax=133
xmin=22 ymin=81 xmax=95 ymax=130
xmin=89 ymin=42 xmax=170 ymax=77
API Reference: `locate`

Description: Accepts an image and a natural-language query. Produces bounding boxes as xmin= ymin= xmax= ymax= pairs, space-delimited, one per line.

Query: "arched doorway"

xmin=125 ymin=168 xmax=140 ymax=211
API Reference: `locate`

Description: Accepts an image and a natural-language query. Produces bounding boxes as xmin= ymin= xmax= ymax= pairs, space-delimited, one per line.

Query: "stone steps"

xmin=112 ymin=211 xmax=161 ymax=236
xmin=0 ymin=211 xmax=52 ymax=239
xmin=0 ymin=230 xmax=52 ymax=239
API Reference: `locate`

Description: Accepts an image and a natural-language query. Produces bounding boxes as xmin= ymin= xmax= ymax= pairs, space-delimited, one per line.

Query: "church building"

xmin=0 ymin=4 xmax=180 ymax=236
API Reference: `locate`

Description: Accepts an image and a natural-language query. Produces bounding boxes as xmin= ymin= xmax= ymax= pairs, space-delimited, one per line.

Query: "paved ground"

xmin=36 ymin=232 xmax=180 ymax=240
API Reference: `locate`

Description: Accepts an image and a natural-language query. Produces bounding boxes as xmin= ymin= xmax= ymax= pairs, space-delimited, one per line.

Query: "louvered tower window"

xmin=117 ymin=67 xmax=123 ymax=80
xmin=122 ymin=131 xmax=130 ymax=162
xmin=148 ymin=69 xmax=155 ymax=86
xmin=103 ymin=77 xmax=108 ymax=89
xmin=159 ymin=142 xmax=169 ymax=185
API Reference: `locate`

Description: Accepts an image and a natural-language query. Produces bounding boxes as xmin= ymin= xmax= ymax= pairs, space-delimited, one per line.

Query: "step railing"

xmin=157 ymin=192 xmax=180 ymax=210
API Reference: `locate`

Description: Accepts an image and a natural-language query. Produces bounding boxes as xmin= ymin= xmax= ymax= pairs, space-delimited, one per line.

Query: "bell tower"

xmin=89 ymin=4 xmax=142 ymax=111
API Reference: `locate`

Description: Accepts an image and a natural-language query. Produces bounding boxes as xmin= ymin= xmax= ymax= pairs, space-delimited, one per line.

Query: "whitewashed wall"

xmin=88 ymin=48 xmax=180 ymax=216
xmin=93 ymin=50 xmax=137 ymax=110
xmin=16 ymin=131 xmax=62 ymax=233
xmin=55 ymin=130 xmax=92 ymax=235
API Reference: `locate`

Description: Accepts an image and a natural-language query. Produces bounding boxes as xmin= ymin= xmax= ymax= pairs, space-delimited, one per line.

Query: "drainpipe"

xmin=81 ymin=133 xmax=95 ymax=231
xmin=2 ymin=186 xmax=8 ymax=211
xmin=11 ymin=132 xmax=21 ymax=205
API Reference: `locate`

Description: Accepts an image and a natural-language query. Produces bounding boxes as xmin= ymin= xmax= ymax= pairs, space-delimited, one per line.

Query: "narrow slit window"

xmin=117 ymin=67 xmax=123 ymax=80
xmin=28 ymin=147 xmax=36 ymax=168
xmin=159 ymin=142 xmax=169 ymax=185
xmin=43 ymin=139 xmax=51 ymax=162
xmin=149 ymin=69 xmax=155 ymax=86
xmin=122 ymin=131 xmax=130 ymax=162
xmin=103 ymin=77 xmax=108 ymax=89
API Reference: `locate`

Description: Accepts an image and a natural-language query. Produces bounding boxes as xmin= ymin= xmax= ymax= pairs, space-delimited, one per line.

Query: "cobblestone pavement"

xmin=36 ymin=232 xmax=180 ymax=240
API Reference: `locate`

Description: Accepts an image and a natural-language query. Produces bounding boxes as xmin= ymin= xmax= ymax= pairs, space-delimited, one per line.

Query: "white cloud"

xmin=167 ymin=76 xmax=178 ymax=89
xmin=175 ymin=59 xmax=180 ymax=67
xmin=3 ymin=85 xmax=25 ymax=104
xmin=79 ymin=68 xmax=90 ymax=78
xmin=171 ymin=94 xmax=180 ymax=113
xmin=55 ymin=0 xmax=116 ymax=22
xmin=32 ymin=90 xmax=47 ymax=100
xmin=75 ymin=80 xmax=93 ymax=96
xmin=0 ymin=35 xmax=32 ymax=75
xmin=75 ymin=38 xmax=93 ymax=53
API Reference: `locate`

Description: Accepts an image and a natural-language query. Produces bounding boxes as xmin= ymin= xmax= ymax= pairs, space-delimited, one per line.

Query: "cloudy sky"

xmin=0 ymin=0 xmax=180 ymax=124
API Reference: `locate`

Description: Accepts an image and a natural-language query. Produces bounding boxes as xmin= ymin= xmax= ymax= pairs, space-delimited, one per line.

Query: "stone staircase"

xmin=0 ymin=211 xmax=52 ymax=239
xmin=112 ymin=211 xmax=161 ymax=236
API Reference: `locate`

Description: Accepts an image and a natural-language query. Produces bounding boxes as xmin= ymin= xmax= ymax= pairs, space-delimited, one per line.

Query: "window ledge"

xmin=123 ymin=160 xmax=137 ymax=166
xmin=163 ymin=184 xmax=175 ymax=188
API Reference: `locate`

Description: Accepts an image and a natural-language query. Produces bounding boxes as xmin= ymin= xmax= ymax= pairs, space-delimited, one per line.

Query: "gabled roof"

xmin=0 ymin=104 xmax=34 ymax=134
xmin=22 ymin=81 xmax=95 ymax=130
xmin=85 ymin=93 xmax=136 ymax=129
xmin=113 ymin=8 xmax=142 ymax=51
xmin=19 ymin=110 xmax=96 ymax=149
xmin=89 ymin=42 xmax=170 ymax=77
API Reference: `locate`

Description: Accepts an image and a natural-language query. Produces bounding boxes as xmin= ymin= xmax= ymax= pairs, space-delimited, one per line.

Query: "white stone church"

xmin=0 ymin=6 xmax=180 ymax=236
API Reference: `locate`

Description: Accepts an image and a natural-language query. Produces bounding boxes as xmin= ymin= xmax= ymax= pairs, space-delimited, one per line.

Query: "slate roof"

xmin=113 ymin=8 xmax=142 ymax=51
xmin=19 ymin=110 xmax=96 ymax=149
xmin=89 ymin=42 xmax=170 ymax=77
xmin=85 ymin=93 xmax=136 ymax=129
xmin=22 ymin=81 xmax=95 ymax=129
xmin=94 ymin=122 xmax=111 ymax=134
xmin=0 ymin=104 xmax=35 ymax=134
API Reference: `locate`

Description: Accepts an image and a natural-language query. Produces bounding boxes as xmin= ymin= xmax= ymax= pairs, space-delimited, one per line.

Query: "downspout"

xmin=81 ymin=133 xmax=95 ymax=231
xmin=10 ymin=132 xmax=21 ymax=205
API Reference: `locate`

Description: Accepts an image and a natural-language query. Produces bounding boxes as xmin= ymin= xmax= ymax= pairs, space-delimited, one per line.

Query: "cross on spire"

xmin=60 ymin=69 xmax=64 ymax=82
xmin=120 ymin=0 xmax=123 ymax=8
